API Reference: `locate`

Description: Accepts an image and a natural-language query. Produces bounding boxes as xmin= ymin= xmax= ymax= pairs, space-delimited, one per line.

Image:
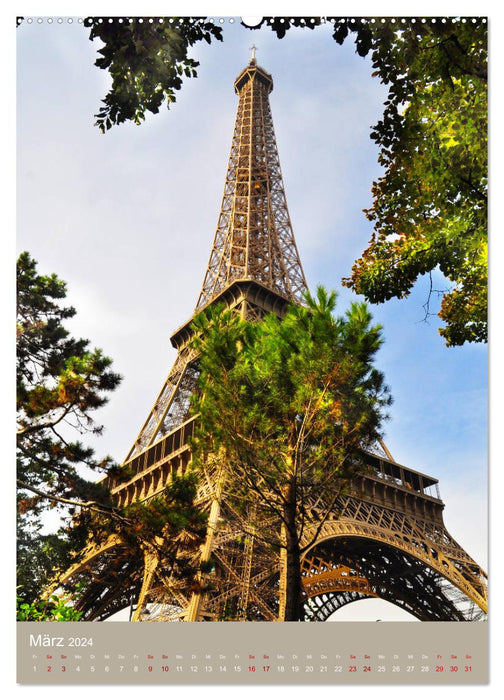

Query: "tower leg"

xmin=184 ymin=495 xmax=221 ymax=621
xmin=131 ymin=545 xmax=160 ymax=621
xmin=277 ymin=522 xmax=288 ymax=621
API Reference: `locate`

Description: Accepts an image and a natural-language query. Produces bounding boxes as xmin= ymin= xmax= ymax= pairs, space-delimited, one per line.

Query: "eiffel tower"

xmin=58 ymin=54 xmax=488 ymax=623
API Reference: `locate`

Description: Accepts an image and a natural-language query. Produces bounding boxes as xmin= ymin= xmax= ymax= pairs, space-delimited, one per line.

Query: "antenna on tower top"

xmin=250 ymin=44 xmax=257 ymax=64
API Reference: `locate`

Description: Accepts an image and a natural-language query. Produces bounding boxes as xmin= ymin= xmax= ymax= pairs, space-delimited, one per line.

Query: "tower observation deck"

xmin=54 ymin=57 xmax=488 ymax=623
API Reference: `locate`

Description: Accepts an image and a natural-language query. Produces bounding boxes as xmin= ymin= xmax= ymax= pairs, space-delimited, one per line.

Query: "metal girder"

xmin=55 ymin=58 xmax=487 ymax=626
xmin=300 ymin=494 xmax=487 ymax=615
xmin=196 ymin=60 xmax=307 ymax=310
xmin=301 ymin=539 xmax=471 ymax=621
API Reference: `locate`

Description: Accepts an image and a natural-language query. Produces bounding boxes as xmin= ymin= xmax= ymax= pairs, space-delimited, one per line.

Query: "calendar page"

xmin=17 ymin=621 xmax=487 ymax=683
xmin=15 ymin=10 xmax=489 ymax=688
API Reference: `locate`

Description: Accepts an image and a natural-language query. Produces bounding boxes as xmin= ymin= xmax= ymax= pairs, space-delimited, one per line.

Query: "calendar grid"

xmin=17 ymin=621 xmax=488 ymax=684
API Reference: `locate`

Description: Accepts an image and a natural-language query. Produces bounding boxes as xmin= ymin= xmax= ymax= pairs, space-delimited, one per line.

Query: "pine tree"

xmin=190 ymin=287 xmax=392 ymax=620
xmin=17 ymin=252 xmax=123 ymax=601
xmin=17 ymin=253 xmax=208 ymax=613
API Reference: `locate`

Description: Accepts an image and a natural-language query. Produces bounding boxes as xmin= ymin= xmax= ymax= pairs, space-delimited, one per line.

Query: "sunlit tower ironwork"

xmin=56 ymin=54 xmax=488 ymax=623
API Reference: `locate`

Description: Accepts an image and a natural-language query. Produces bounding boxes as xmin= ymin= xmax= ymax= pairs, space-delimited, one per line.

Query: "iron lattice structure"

xmin=56 ymin=57 xmax=488 ymax=623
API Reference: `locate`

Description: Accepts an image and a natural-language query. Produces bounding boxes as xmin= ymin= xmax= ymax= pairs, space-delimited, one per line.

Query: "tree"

xmin=190 ymin=288 xmax=391 ymax=620
xmin=79 ymin=16 xmax=487 ymax=346
xmin=17 ymin=253 xmax=208 ymax=615
xmin=16 ymin=252 xmax=122 ymax=519
xmin=16 ymin=251 xmax=122 ymax=601
xmin=55 ymin=471 xmax=208 ymax=618
xmin=16 ymin=518 xmax=90 ymax=607
xmin=337 ymin=19 xmax=487 ymax=346
xmin=16 ymin=253 xmax=207 ymax=616
xmin=17 ymin=592 xmax=84 ymax=621
xmin=84 ymin=17 xmax=224 ymax=132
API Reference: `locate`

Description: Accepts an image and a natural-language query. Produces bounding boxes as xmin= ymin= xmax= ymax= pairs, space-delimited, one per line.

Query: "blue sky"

xmin=15 ymin=13 xmax=488 ymax=622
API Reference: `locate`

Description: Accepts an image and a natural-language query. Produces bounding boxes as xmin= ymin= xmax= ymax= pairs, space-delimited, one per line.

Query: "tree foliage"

xmin=16 ymin=252 xmax=123 ymax=600
xmin=17 ymin=518 xmax=90 ymax=607
xmin=16 ymin=253 xmax=207 ymax=612
xmin=336 ymin=19 xmax=487 ymax=346
xmin=56 ymin=471 xmax=208 ymax=615
xmin=81 ymin=16 xmax=487 ymax=346
xmin=85 ymin=17 xmax=223 ymax=132
xmin=17 ymin=592 xmax=84 ymax=621
xmin=81 ymin=471 xmax=207 ymax=581
xmin=17 ymin=252 xmax=122 ymax=519
xmin=190 ymin=288 xmax=391 ymax=619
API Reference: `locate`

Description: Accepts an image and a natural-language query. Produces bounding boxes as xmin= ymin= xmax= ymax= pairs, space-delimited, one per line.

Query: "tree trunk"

xmin=281 ymin=477 xmax=304 ymax=621
xmin=283 ymin=527 xmax=304 ymax=620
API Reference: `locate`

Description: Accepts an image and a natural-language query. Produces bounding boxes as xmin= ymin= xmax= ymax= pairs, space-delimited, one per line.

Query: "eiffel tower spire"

xmin=196 ymin=56 xmax=307 ymax=311
xmin=54 ymin=60 xmax=487 ymax=624
xmin=125 ymin=58 xmax=308 ymax=459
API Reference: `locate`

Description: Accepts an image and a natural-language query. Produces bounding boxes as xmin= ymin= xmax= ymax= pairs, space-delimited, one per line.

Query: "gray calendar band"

xmin=17 ymin=620 xmax=488 ymax=684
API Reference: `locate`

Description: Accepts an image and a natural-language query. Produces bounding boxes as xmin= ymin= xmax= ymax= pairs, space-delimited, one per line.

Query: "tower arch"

xmin=51 ymin=58 xmax=487 ymax=624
